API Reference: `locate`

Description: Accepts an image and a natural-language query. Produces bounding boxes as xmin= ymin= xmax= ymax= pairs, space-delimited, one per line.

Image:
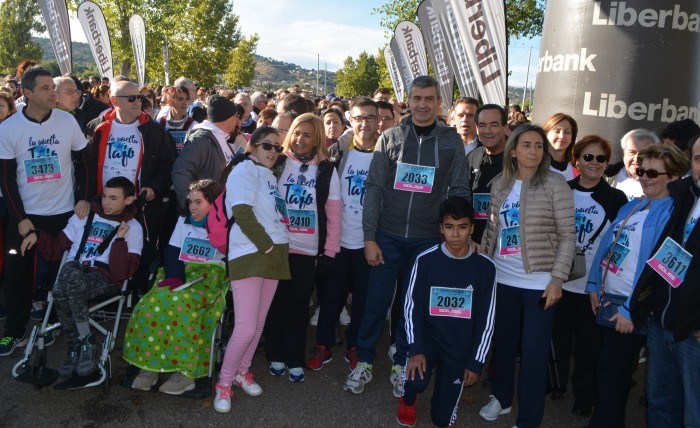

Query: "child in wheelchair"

xmin=123 ymin=179 xmax=229 ymax=395
xmin=21 ymin=177 xmax=143 ymax=378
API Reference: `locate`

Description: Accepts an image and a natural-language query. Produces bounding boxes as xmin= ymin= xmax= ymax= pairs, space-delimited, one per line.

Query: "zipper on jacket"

xmin=519 ymin=180 xmax=531 ymax=272
xmin=404 ymin=133 xmax=421 ymax=238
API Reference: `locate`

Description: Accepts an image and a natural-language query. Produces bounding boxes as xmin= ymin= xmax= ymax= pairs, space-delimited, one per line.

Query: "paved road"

xmin=0 ymin=316 xmax=647 ymax=427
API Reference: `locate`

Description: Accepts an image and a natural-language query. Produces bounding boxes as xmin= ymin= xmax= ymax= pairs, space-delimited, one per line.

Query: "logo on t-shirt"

xmin=343 ymin=165 xmax=367 ymax=207
xmin=28 ymin=135 xmax=59 ymax=158
xmin=107 ymin=135 xmax=138 ymax=167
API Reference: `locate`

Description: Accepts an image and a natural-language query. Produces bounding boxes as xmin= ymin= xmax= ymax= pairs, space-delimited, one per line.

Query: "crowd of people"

xmin=0 ymin=61 xmax=698 ymax=428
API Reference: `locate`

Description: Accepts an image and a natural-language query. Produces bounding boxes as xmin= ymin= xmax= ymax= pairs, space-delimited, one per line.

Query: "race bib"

xmin=24 ymin=156 xmax=61 ymax=183
xmin=473 ymin=193 xmax=490 ymax=220
xmin=275 ymin=196 xmax=290 ymax=225
xmin=179 ymin=237 xmax=216 ymax=262
xmin=82 ymin=221 xmax=115 ymax=260
xmin=429 ymin=286 xmax=473 ymax=319
xmin=601 ymin=241 xmax=631 ymax=274
xmin=169 ymin=130 xmax=187 ymax=154
xmin=646 ymin=237 xmax=692 ymax=288
xmin=499 ymin=226 xmax=521 ymax=255
xmin=288 ymin=209 xmax=316 ymax=234
xmin=393 ymin=162 xmax=435 ymax=193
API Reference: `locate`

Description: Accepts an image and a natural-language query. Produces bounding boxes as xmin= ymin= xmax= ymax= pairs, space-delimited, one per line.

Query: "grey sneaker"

xmin=390 ymin=364 xmax=405 ymax=398
xmin=159 ymin=372 xmax=195 ymax=395
xmin=343 ymin=362 xmax=373 ymax=394
xmin=58 ymin=344 xmax=79 ymax=378
xmin=132 ymin=369 xmax=159 ymax=391
xmin=0 ymin=334 xmax=28 ymax=357
xmin=479 ymin=395 xmax=512 ymax=421
xmin=75 ymin=334 xmax=97 ymax=376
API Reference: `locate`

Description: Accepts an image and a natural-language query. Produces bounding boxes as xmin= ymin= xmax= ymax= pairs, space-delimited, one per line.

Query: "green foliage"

xmin=223 ymin=34 xmax=259 ymax=89
xmin=0 ymin=0 xmax=45 ymax=74
xmin=334 ymin=52 xmax=379 ymax=98
xmin=374 ymin=47 xmax=395 ymax=95
xmin=372 ymin=0 xmax=546 ymax=42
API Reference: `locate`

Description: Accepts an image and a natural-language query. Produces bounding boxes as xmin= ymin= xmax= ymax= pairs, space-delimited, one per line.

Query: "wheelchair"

xmin=120 ymin=260 xmax=232 ymax=399
xmin=12 ymin=253 xmax=133 ymax=392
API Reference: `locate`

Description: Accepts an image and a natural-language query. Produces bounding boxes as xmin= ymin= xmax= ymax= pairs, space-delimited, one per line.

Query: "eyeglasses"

xmin=582 ymin=153 xmax=608 ymax=163
xmin=276 ymin=128 xmax=288 ymax=134
xmin=636 ymin=167 xmax=668 ymax=178
xmin=352 ymin=115 xmax=378 ymax=123
xmin=115 ymin=95 xmax=145 ymax=103
xmin=57 ymin=89 xmax=80 ymax=96
xmin=254 ymin=142 xmax=283 ymax=153
xmin=298 ymin=163 xmax=309 ymax=186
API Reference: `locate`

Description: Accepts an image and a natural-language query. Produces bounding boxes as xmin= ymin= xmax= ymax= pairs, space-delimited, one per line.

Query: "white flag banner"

xmin=163 ymin=37 xmax=170 ymax=86
xmin=393 ymin=21 xmax=429 ymax=95
xmin=429 ymin=0 xmax=479 ymax=99
xmin=448 ymin=0 xmax=506 ymax=104
xmin=384 ymin=44 xmax=405 ymax=103
xmin=37 ymin=0 xmax=72 ymax=75
xmin=417 ymin=0 xmax=456 ymax=109
xmin=77 ymin=2 xmax=113 ymax=81
xmin=129 ymin=14 xmax=146 ymax=87
xmin=390 ymin=38 xmax=409 ymax=101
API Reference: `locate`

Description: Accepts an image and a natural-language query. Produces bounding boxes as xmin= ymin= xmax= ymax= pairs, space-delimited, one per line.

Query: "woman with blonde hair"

xmin=265 ymin=113 xmax=342 ymax=382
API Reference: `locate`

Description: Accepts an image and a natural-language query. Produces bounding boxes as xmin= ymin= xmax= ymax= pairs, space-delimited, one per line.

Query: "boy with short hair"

xmin=398 ymin=197 xmax=496 ymax=427
xmin=22 ymin=177 xmax=143 ymax=377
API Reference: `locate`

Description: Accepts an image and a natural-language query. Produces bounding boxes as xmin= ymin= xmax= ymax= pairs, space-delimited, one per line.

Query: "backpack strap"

xmin=74 ymin=211 xmax=96 ymax=262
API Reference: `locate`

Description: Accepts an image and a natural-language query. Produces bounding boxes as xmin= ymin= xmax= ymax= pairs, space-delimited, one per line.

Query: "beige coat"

xmin=483 ymin=170 xmax=576 ymax=287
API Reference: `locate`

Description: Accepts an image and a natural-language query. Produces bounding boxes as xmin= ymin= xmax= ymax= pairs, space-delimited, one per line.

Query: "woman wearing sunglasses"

xmin=265 ymin=113 xmax=341 ymax=382
xmin=585 ymin=144 xmax=689 ymax=428
xmin=549 ymin=136 xmax=628 ymax=415
xmin=214 ymin=126 xmax=290 ymax=413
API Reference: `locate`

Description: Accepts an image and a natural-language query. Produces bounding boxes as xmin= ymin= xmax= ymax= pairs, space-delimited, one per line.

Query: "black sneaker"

xmin=76 ymin=334 xmax=97 ymax=376
xmin=34 ymin=325 xmax=57 ymax=348
xmin=0 ymin=334 xmax=28 ymax=357
xmin=58 ymin=344 xmax=80 ymax=378
xmin=30 ymin=300 xmax=47 ymax=321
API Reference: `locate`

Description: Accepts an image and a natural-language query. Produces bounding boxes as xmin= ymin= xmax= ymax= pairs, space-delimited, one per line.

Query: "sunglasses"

xmin=115 ymin=95 xmax=145 ymax=103
xmin=582 ymin=153 xmax=608 ymax=163
xmin=254 ymin=142 xmax=283 ymax=153
xmin=636 ymin=167 xmax=668 ymax=178
xmin=298 ymin=163 xmax=309 ymax=186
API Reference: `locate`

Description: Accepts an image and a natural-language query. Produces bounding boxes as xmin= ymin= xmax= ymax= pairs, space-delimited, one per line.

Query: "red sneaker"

xmin=306 ymin=345 xmax=332 ymax=370
xmin=345 ymin=346 xmax=359 ymax=370
xmin=397 ymin=396 xmax=417 ymax=427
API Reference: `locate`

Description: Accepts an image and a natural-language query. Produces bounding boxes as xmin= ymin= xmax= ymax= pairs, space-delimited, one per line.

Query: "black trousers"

xmin=265 ymin=253 xmax=317 ymax=368
xmin=588 ymin=327 xmax=645 ymax=428
xmin=133 ymin=199 xmax=166 ymax=293
xmin=3 ymin=212 xmax=72 ymax=338
xmin=550 ymin=289 xmax=602 ymax=407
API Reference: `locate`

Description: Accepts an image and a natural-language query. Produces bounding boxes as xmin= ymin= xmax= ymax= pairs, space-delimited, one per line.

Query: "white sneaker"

xmin=213 ymin=383 xmax=233 ymax=413
xmin=479 ymin=395 xmax=511 ymax=421
xmin=390 ymin=364 xmax=405 ymax=398
xmin=387 ymin=343 xmax=397 ymax=362
xmin=339 ymin=307 xmax=351 ymax=326
xmin=343 ymin=362 xmax=373 ymax=394
xmin=309 ymin=307 xmax=320 ymax=326
xmin=234 ymin=372 xmax=262 ymax=396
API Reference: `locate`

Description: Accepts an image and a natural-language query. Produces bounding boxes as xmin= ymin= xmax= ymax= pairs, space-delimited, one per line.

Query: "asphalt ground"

xmin=0 ymin=312 xmax=648 ymax=428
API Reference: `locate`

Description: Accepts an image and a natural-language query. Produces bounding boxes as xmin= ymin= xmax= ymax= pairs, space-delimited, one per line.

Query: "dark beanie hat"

xmin=207 ymin=95 xmax=237 ymax=122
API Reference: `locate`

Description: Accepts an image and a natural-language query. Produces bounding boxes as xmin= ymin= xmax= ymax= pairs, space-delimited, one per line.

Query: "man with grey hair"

xmin=54 ymin=76 xmax=82 ymax=114
xmin=234 ymin=92 xmax=257 ymax=134
xmin=604 ymin=128 xmax=660 ymax=200
xmin=250 ymin=91 xmax=267 ymax=114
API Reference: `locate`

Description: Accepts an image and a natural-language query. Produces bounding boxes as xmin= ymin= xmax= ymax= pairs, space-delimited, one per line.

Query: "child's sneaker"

xmin=159 ymin=372 xmax=195 ymax=395
xmin=479 ymin=395 xmax=511 ymax=421
xmin=58 ymin=344 xmax=79 ymax=378
xmin=339 ymin=307 xmax=351 ymax=326
xmin=131 ymin=369 xmax=159 ymax=391
xmin=397 ymin=396 xmax=417 ymax=427
xmin=213 ymin=383 xmax=233 ymax=413
xmin=288 ymin=367 xmax=305 ymax=382
xmin=234 ymin=372 xmax=262 ymax=396
xmin=390 ymin=364 xmax=405 ymax=398
xmin=76 ymin=334 xmax=97 ymax=376
xmin=343 ymin=362 xmax=373 ymax=394
xmin=306 ymin=345 xmax=332 ymax=371
xmin=269 ymin=362 xmax=286 ymax=376
xmin=0 ymin=334 xmax=27 ymax=357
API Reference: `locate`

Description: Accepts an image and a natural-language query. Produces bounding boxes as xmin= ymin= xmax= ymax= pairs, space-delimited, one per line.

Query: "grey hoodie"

xmin=362 ymin=118 xmax=469 ymax=241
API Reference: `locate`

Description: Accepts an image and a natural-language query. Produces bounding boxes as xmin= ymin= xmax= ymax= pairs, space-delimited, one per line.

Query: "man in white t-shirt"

xmin=0 ymin=67 xmax=92 ymax=356
xmin=605 ymin=129 xmax=659 ymax=201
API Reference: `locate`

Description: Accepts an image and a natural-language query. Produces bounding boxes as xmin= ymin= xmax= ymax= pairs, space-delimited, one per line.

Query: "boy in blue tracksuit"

xmin=397 ymin=197 xmax=496 ymax=427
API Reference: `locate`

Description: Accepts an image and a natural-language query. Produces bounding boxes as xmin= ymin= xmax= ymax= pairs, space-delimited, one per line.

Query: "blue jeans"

xmin=356 ymin=230 xmax=439 ymax=366
xmin=647 ymin=318 xmax=700 ymax=428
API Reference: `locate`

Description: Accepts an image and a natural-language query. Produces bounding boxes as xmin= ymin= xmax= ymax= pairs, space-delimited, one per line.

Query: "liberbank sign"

xmin=533 ymin=0 xmax=700 ymax=161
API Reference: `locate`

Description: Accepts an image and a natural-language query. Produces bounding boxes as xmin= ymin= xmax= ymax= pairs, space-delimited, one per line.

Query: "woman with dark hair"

xmin=586 ymin=144 xmax=689 ymax=428
xmin=322 ymin=107 xmax=346 ymax=147
xmin=544 ymin=113 xmax=579 ymax=180
xmin=479 ymin=123 xmax=576 ymax=427
xmin=265 ymin=113 xmax=341 ymax=383
xmin=549 ymin=136 xmax=628 ymax=415
xmin=124 ymin=179 xmax=228 ymax=394
xmin=92 ymin=84 xmax=110 ymax=106
xmin=214 ymin=126 xmax=290 ymax=412
xmin=0 ymin=89 xmax=17 ymax=123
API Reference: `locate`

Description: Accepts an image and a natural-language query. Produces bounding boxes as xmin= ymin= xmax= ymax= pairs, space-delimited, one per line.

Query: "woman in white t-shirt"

xmin=544 ymin=113 xmax=579 ymax=181
xmin=265 ymin=113 xmax=341 ymax=383
xmin=214 ymin=127 xmax=290 ymax=413
xmin=480 ymin=123 xmax=576 ymax=427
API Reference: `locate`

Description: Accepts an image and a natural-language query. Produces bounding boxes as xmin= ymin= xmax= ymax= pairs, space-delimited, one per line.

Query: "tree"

xmin=334 ymin=52 xmax=379 ymax=98
xmin=375 ymin=47 xmax=395 ymax=94
xmin=223 ymin=34 xmax=259 ymax=89
xmin=0 ymin=0 xmax=45 ymax=74
xmin=373 ymin=0 xmax=546 ymax=43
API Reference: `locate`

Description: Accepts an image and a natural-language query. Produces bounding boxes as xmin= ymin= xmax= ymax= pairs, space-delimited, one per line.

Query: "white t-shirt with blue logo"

xmin=339 ymin=149 xmax=372 ymax=249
